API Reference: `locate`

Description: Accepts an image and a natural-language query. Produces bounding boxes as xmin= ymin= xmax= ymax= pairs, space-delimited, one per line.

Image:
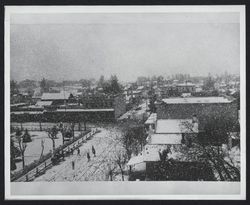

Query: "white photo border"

xmin=4 ymin=5 xmax=246 ymax=200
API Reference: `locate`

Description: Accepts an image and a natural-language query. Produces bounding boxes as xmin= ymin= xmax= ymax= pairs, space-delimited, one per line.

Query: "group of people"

xmin=71 ymin=145 xmax=96 ymax=170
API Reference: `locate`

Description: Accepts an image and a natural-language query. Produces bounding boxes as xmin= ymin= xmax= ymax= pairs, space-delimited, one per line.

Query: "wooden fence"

xmin=11 ymin=128 xmax=99 ymax=182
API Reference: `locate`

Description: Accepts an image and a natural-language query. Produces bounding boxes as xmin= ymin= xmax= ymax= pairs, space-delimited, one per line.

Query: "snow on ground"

xmin=12 ymin=130 xmax=81 ymax=173
xmin=34 ymin=125 xmax=126 ymax=181
xmin=118 ymin=100 xmax=149 ymax=120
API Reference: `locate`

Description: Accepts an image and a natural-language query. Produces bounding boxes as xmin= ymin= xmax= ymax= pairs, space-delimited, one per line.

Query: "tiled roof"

xmin=156 ymin=119 xmax=198 ymax=133
xmin=149 ymin=134 xmax=183 ymax=145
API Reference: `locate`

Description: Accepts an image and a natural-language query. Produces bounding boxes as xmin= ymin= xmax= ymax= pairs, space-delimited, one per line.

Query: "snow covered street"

xmin=34 ymin=125 xmax=125 ymax=181
xmin=118 ymin=100 xmax=149 ymax=121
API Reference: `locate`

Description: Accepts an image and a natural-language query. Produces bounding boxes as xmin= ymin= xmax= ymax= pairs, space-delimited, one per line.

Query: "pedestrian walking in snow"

xmin=92 ymin=145 xmax=96 ymax=157
xmin=62 ymin=150 xmax=65 ymax=160
xmin=87 ymin=152 xmax=91 ymax=162
xmin=71 ymin=160 xmax=75 ymax=170
xmin=77 ymin=148 xmax=80 ymax=156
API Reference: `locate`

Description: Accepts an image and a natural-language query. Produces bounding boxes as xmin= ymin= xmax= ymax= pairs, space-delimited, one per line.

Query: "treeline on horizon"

xmin=11 ymin=71 xmax=240 ymax=89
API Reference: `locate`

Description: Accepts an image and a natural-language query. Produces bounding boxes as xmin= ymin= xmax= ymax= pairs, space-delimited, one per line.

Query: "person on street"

xmin=71 ymin=160 xmax=75 ymax=170
xmin=92 ymin=145 xmax=96 ymax=157
xmin=77 ymin=148 xmax=80 ymax=156
xmin=87 ymin=152 xmax=91 ymax=162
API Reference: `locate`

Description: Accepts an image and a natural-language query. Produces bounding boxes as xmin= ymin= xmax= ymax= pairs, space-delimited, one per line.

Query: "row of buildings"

xmin=11 ymin=74 xmax=240 ymax=124
xmin=128 ymin=96 xmax=240 ymax=181
xmin=11 ymin=91 xmax=126 ymax=122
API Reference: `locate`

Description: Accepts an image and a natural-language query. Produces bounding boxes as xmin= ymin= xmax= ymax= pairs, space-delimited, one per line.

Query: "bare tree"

xmin=181 ymin=120 xmax=240 ymax=181
xmin=114 ymin=149 xmax=127 ymax=181
xmin=39 ymin=139 xmax=45 ymax=160
xmin=106 ymin=161 xmax=116 ymax=181
xmin=15 ymin=128 xmax=27 ymax=169
xmin=47 ymin=126 xmax=59 ymax=153
xmin=10 ymin=139 xmax=19 ymax=171
xmin=120 ymin=122 xmax=146 ymax=160
xmin=70 ymin=123 xmax=75 ymax=139
xmin=59 ymin=125 xmax=74 ymax=144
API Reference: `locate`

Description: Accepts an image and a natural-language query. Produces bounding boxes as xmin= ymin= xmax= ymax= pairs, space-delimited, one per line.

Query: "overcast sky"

xmin=10 ymin=12 xmax=240 ymax=82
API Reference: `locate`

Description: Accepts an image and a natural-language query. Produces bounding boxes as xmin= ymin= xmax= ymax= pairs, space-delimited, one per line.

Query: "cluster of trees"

xmin=11 ymin=128 xmax=32 ymax=171
xmin=10 ymin=80 xmax=19 ymax=96
xmin=47 ymin=123 xmax=78 ymax=153
xmin=40 ymin=78 xmax=50 ymax=93
xmin=97 ymin=75 xmax=123 ymax=95
xmin=177 ymin=114 xmax=240 ymax=181
xmin=171 ymin=73 xmax=191 ymax=81
xmin=136 ymin=75 xmax=166 ymax=86
xmin=11 ymin=123 xmax=77 ymax=172
xmin=203 ymin=74 xmax=216 ymax=91
xmin=120 ymin=122 xmax=146 ymax=160
xmin=37 ymin=75 xmax=123 ymax=96
xmin=148 ymin=88 xmax=157 ymax=113
xmin=106 ymin=121 xmax=147 ymax=181
xmin=11 ymin=79 xmax=37 ymax=96
xmin=18 ymin=79 xmax=37 ymax=89
xmin=79 ymin=79 xmax=93 ymax=88
xmin=106 ymin=147 xmax=128 ymax=181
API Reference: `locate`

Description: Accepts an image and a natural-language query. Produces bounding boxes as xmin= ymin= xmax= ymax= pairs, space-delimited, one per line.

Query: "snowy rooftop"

xmin=35 ymin=101 xmax=53 ymax=107
xmin=176 ymin=83 xmax=195 ymax=87
xmin=181 ymin=93 xmax=191 ymax=97
xmin=143 ymin=144 xmax=170 ymax=161
xmin=56 ymin=108 xmax=114 ymax=112
xmin=149 ymin=134 xmax=182 ymax=145
xmin=143 ymin=144 xmax=203 ymax=162
xmin=11 ymin=111 xmax=43 ymax=115
xmin=156 ymin=119 xmax=198 ymax=133
xmin=41 ymin=92 xmax=71 ymax=100
xmin=10 ymin=103 xmax=28 ymax=107
xmin=133 ymin=90 xmax=142 ymax=94
xmin=145 ymin=113 xmax=157 ymax=124
xmin=127 ymin=154 xmax=144 ymax=166
xmin=137 ymin=86 xmax=144 ymax=90
xmin=162 ymin=97 xmax=232 ymax=104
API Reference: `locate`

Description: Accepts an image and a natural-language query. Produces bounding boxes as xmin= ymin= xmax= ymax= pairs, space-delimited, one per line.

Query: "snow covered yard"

xmin=34 ymin=125 xmax=127 ymax=181
xmin=12 ymin=130 xmax=81 ymax=173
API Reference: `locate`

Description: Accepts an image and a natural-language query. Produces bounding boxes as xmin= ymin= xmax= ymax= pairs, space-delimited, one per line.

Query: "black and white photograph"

xmin=4 ymin=6 xmax=246 ymax=200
